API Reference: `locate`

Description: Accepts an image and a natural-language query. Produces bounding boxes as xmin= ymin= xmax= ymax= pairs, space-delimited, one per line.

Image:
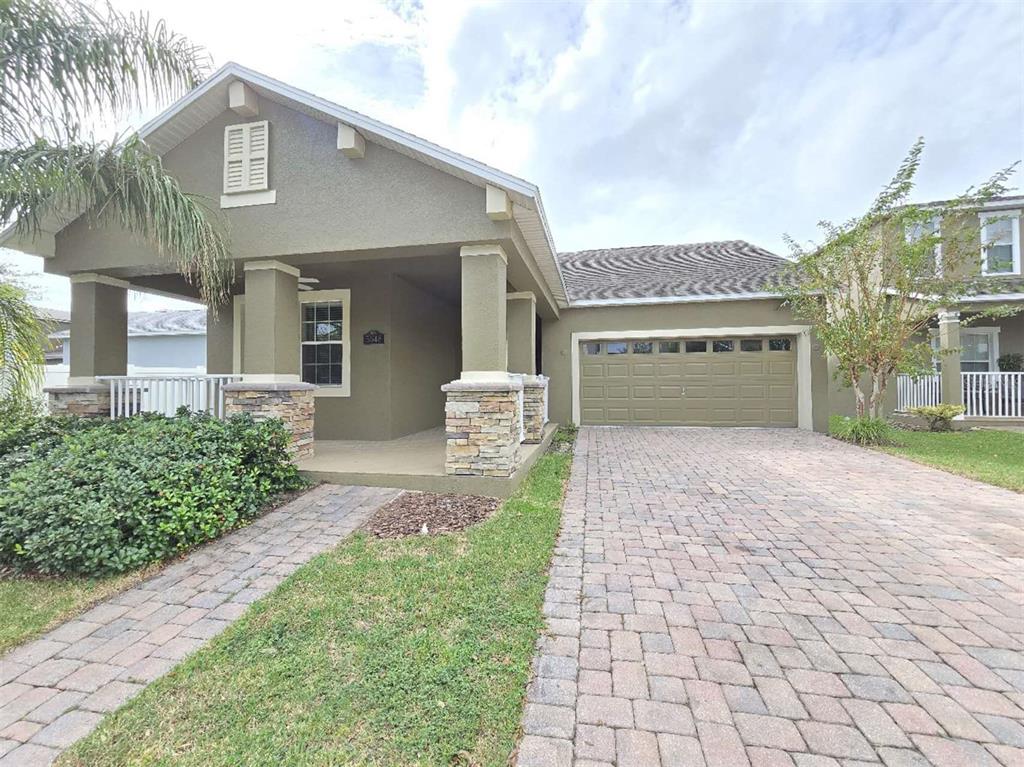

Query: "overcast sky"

xmin=3 ymin=0 xmax=1022 ymax=311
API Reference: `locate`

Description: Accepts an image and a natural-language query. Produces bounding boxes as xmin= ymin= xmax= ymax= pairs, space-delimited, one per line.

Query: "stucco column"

xmin=68 ymin=274 xmax=127 ymax=383
xmin=242 ymin=260 xmax=300 ymax=382
xmin=206 ymin=303 xmax=234 ymax=374
xmin=506 ymin=292 xmax=536 ymax=376
xmin=459 ymin=244 xmax=508 ymax=380
xmin=938 ymin=309 xmax=963 ymax=407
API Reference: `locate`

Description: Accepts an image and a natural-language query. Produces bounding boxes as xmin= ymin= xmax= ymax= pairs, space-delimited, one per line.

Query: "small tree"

xmin=0 ymin=0 xmax=231 ymax=408
xmin=781 ymin=139 xmax=1018 ymax=419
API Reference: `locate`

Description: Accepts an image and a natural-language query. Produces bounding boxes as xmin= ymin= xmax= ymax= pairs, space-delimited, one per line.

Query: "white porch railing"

xmin=962 ymin=372 xmax=1024 ymax=418
xmin=97 ymin=375 xmax=241 ymax=419
xmin=896 ymin=374 xmax=941 ymax=412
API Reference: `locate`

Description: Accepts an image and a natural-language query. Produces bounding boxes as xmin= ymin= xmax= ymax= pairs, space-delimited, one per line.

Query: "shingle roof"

xmin=50 ymin=309 xmax=205 ymax=339
xmin=555 ymin=240 xmax=794 ymax=304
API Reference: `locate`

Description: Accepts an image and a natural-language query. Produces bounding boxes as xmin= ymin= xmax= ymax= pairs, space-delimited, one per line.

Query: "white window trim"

xmin=979 ymin=210 xmax=1021 ymax=276
xmin=300 ymin=289 xmax=351 ymax=397
xmin=570 ymin=324 xmax=815 ymax=430
xmin=930 ymin=325 xmax=1000 ymax=372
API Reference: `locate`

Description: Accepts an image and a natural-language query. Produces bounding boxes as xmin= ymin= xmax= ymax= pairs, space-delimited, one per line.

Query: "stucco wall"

xmin=541 ymin=299 xmax=832 ymax=432
xmin=49 ymin=98 xmax=509 ymax=275
xmin=989 ymin=311 xmax=1024 ymax=363
xmin=389 ymin=275 xmax=460 ymax=438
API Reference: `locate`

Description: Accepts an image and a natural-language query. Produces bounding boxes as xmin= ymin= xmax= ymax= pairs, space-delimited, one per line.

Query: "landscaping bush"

xmin=828 ymin=415 xmax=895 ymax=446
xmin=909 ymin=403 xmax=966 ymax=432
xmin=0 ymin=411 xmax=303 ymax=576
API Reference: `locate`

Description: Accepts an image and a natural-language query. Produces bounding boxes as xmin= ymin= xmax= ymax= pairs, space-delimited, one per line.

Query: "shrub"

xmin=828 ymin=415 xmax=894 ymax=446
xmin=909 ymin=404 xmax=966 ymax=432
xmin=999 ymin=352 xmax=1023 ymax=372
xmin=0 ymin=411 xmax=303 ymax=576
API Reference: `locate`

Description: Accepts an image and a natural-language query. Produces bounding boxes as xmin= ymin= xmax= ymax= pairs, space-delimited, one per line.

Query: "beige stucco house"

xmin=4 ymin=64 xmax=1022 ymax=494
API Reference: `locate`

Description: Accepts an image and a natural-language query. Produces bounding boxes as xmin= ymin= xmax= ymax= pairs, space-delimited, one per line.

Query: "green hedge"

xmin=0 ymin=412 xmax=303 ymax=576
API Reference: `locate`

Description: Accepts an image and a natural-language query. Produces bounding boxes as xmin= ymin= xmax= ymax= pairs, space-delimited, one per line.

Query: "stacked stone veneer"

xmin=442 ymin=379 xmax=523 ymax=477
xmin=223 ymin=383 xmax=315 ymax=460
xmin=45 ymin=385 xmax=111 ymax=417
xmin=521 ymin=375 xmax=548 ymax=443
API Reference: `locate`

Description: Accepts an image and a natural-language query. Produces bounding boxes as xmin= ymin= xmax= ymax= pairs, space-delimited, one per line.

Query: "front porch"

xmin=895 ymin=304 xmax=1024 ymax=423
xmin=298 ymin=423 xmax=558 ymax=498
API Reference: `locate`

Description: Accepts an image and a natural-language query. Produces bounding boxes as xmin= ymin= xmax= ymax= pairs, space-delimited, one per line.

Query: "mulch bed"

xmin=365 ymin=491 xmax=501 ymax=538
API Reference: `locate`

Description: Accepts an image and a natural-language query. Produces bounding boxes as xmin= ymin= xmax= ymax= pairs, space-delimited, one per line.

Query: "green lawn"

xmin=0 ymin=572 xmax=143 ymax=653
xmin=60 ymin=450 xmax=572 ymax=767
xmin=881 ymin=429 xmax=1024 ymax=492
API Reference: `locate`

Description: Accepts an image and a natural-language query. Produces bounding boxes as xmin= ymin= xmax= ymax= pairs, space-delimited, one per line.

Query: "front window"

xmin=981 ymin=212 xmax=1021 ymax=275
xmin=301 ymin=300 xmax=343 ymax=386
xmin=931 ymin=328 xmax=998 ymax=373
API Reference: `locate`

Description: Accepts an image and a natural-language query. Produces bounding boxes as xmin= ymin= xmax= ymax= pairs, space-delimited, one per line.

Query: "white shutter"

xmin=223 ymin=121 xmax=269 ymax=194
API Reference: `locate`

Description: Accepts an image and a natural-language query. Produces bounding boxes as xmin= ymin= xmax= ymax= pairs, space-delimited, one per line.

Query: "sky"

xmin=3 ymin=0 xmax=1022 ymax=312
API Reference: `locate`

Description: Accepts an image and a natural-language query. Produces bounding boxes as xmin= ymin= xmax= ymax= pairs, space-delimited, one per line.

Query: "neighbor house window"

xmin=905 ymin=216 xmax=942 ymax=275
xmin=299 ymin=289 xmax=351 ymax=396
xmin=980 ymin=211 xmax=1021 ymax=275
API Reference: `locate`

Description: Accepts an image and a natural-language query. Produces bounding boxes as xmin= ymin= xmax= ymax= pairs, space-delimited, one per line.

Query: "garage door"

xmin=579 ymin=336 xmax=797 ymax=427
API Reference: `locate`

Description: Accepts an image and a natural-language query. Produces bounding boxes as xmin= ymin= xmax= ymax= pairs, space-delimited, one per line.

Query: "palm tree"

xmin=0 ymin=0 xmax=230 ymax=404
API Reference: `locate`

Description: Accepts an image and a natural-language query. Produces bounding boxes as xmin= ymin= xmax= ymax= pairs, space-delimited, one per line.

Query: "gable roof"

xmin=50 ymin=309 xmax=205 ymax=339
xmin=557 ymin=241 xmax=793 ymax=305
xmin=2 ymin=62 xmax=568 ymax=307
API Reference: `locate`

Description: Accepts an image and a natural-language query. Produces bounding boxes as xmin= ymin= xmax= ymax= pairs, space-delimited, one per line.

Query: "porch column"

xmin=508 ymin=291 xmax=548 ymax=442
xmin=205 ymin=303 xmax=234 ymax=374
xmin=46 ymin=274 xmax=127 ymax=416
xmin=225 ymin=260 xmax=314 ymax=460
xmin=241 ymin=260 xmax=300 ymax=382
xmin=459 ymin=244 xmax=508 ymax=380
xmin=938 ymin=309 xmax=963 ymax=407
xmin=443 ymin=244 xmax=521 ymax=477
xmin=506 ymin=292 xmax=536 ymax=376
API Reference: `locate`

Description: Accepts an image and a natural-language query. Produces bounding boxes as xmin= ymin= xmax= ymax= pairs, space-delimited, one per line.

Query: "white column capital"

xmin=243 ymin=259 xmax=301 ymax=277
xmin=460 ymin=243 xmax=507 ymax=264
xmin=937 ymin=310 xmax=961 ymax=324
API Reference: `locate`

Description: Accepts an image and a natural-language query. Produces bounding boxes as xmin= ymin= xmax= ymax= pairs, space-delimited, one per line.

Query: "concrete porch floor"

xmin=297 ymin=423 xmax=558 ymax=498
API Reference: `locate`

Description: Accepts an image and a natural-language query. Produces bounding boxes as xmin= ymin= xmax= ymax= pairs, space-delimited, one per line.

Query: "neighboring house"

xmin=2 ymin=63 xmax=1020 ymax=490
xmin=50 ymin=309 xmax=206 ymax=371
xmin=35 ymin=307 xmax=70 ymax=364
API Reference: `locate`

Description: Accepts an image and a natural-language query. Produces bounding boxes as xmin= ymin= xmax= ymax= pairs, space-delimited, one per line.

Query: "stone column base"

xmin=45 ymin=385 xmax=111 ymax=418
xmin=522 ymin=375 xmax=549 ymax=443
xmin=223 ymin=382 xmax=315 ymax=460
xmin=442 ymin=378 xmax=522 ymax=477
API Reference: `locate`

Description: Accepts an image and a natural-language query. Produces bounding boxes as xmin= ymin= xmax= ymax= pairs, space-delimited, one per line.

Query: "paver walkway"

xmin=0 ymin=483 xmax=398 ymax=766
xmin=518 ymin=427 xmax=1024 ymax=767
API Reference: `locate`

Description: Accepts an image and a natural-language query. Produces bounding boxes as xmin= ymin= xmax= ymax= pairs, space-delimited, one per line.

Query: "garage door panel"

xmin=579 ymin=337 xmax=797 ymax=427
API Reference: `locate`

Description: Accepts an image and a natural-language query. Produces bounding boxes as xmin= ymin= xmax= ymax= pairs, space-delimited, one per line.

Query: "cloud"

xmin=3 ymin=0 xmax=1021 ymax=310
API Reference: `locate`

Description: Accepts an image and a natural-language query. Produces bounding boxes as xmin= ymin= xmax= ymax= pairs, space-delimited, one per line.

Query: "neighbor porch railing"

xmin=896 ymin=372 xmax=1024 ymax=418
xmin=962 ymin=372 xmax=1024 ymax=418
xmin=97 ymin=375 xmax=241 ymax=419
xmin=896 ymin=374 xmax=941 ymax=411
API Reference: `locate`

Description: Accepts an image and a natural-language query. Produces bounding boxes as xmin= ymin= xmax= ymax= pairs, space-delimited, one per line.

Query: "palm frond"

xmin=0 ymin=268 xmax=49 ymax=404
xmin=0 ymin=0 xmax=209 ymax=142
xmin=0 ymin=136 xmax=232 ymax=305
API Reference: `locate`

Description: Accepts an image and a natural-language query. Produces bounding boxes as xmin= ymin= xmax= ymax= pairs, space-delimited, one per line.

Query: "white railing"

xmin=97 ymin=375 xmax=240 ymax=419
xmin=962 ymin=372 xmax=1024 ymax=418
xmin=896 ymin=374 xmax=941 ymax=412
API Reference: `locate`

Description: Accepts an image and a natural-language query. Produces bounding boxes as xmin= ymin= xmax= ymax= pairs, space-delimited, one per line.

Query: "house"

xmin=35 ymin=307 xmax=70 ymax=365
xmin=2 ymin=63 xmax=1021 ymax=493
xmin=49 ymin=309 xmax=207 ymax=371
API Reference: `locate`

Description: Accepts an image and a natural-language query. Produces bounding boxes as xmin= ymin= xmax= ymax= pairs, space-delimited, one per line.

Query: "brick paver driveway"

xmin=518 ymin=427 xmax=1023 ymax=767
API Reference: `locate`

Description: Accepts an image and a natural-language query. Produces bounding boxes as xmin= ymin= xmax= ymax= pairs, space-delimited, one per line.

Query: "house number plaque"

xmin=363 ymin=329 xmax=385 ymax=345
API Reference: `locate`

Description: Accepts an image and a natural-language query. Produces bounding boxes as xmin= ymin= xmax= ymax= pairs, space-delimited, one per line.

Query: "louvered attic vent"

xmin=223 ymin=121 xmax=269 ymax=194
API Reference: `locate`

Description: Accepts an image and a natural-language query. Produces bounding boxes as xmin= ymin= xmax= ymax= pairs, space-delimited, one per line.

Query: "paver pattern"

xmin=518 ymin=427 xmax=1024 ymax=767
xmin=0 ymin=483 xmax=398 ymax=766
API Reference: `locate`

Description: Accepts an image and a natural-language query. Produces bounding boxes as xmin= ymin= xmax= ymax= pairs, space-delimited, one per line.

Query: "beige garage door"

xmin=579 ymin=336 xmax=797 ymax=427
